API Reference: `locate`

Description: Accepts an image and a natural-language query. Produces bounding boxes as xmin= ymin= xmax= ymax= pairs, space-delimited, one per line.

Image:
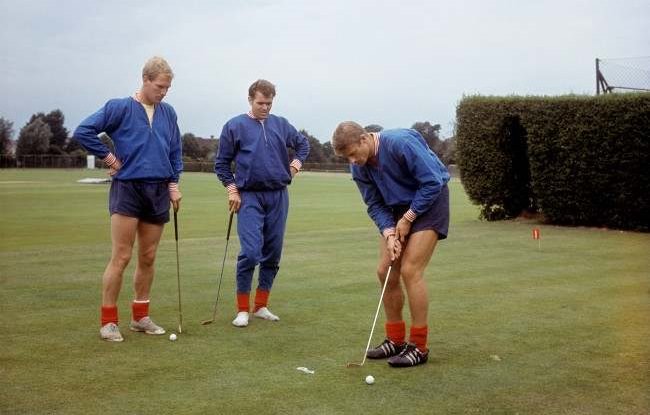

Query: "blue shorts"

xmin=392 ymin=184 xmax=449 ymax=240
xmin=109 ymin=179 xmax=170 ymax=224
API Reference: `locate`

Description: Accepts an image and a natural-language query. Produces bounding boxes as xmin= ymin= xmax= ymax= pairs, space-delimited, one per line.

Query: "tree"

xmin=321 ymin=141 xmax=337 ymax=163
xmin=64 ymin=137 xmax=85 ymax=155
xmin=440 ymin=136 xmax=457 ymax=165
xmin=365 ymin=124 xmax=383 ymax=132
xmin=411 ymin=121 xmax=442 ymax=156
xmin=0 ymin=117 xmax=14 ymax=154
xmin=44 ymin=110 xmax=69 ymax=151
xmin=300 ymin=129 xmax=325 ymax=163
xmin=181 ymin=133 xmax=217 ymax=160
xmin=29 ymin=110 xmax=69 ymax=154
xmin=182 ymin=133 xmax=202 ymax=160
xmin=200 ymin=137 xmax=218 ymax=160
xmin=16 ymin=118 xmax=52 ymax=157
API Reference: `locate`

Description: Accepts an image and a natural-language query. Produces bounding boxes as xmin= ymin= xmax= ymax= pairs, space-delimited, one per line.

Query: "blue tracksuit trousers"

xmin=236 ymin=188 xmax=289 ymax=293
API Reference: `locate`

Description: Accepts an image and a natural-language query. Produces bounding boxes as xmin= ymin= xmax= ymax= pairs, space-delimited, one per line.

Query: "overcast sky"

xmin=1 ymin=0 xmax=648 ymax=142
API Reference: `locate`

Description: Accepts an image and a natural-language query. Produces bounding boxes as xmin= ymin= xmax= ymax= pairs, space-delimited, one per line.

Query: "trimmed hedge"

xmin=456 ymin=97 xmax=533 ymax=220
xmin=457 ymin=94 xmax=650 ymax=231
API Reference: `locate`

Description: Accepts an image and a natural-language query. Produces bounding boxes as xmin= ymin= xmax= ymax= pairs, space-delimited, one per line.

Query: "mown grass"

xmin=0 ymin=169 xmax=648 ymax=414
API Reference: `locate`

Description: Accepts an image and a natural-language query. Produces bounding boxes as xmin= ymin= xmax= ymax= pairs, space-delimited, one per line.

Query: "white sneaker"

xmin=100 ymin=323 xmax=124 ymax=342
xmin=253 ymin=307 xmax=280 ymax=321
xmin=129 ymin=316 xmax=166 ymax=335
xmin=232 ymin=311 xmax=249 ymax=327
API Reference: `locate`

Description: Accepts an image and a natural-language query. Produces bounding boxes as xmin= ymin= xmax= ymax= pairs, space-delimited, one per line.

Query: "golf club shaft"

xmin=359 ymin=264 xmax=393 ymax=366
xmin=207 ymin=211 xmax=235 ymax=322
xmin=174 ymin=208 xmax=183 ymax=333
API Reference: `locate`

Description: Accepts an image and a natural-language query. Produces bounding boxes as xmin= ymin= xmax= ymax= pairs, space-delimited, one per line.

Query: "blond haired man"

xmin=332 ymin=122 xmax=449 ymax=367
xmin=74 ymin=56 xmax=183 ymax=341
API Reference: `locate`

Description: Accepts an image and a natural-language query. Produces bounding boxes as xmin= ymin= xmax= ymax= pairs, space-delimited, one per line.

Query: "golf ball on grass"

xmin=365 ymin=375 xmax=375 ymax=385
xmin=169 ymin=333 xmax=177 ymax=341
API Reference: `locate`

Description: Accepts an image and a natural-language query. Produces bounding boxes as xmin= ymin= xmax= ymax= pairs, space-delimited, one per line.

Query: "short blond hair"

xmin=142 ymin=56 xmax=174 ymax=81
xmin=331 ymin=121 xmax=366 ymax=156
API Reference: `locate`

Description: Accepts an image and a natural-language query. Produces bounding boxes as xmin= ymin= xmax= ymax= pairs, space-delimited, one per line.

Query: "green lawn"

xmin=1 ymin=169 xmax=648 ymax=414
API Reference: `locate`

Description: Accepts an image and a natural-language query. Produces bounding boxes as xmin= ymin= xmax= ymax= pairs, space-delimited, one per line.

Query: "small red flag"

xmin=532 ymin=228 xmax=540 ymax=240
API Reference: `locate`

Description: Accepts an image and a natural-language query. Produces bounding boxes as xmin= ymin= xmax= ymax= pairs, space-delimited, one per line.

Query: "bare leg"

xmin=133 ymin=221 xmax=164 ymax=301
xmin=400 ymin=230 xmax=439 ymax=327
xmin=102 ymin=214 xmax=138 ymax=306
xmin=377 ymin=237 xmax=404 ymax=322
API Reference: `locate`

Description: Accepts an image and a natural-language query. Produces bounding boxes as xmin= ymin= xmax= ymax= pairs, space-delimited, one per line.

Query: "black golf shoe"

xmin=366 ymin=338 xmax=407 ymax=359
xmin=387 ymin=343 xmax=428 ymax=367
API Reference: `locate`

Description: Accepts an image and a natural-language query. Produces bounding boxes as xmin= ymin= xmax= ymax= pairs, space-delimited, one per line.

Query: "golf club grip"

xmin=226 ymin=212 xmax=234 ymax=240
xmin=97 ymin=132 xmax=111 ymax=141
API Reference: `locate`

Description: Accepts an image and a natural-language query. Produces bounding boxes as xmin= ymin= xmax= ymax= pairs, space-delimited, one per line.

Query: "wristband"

xmin=103 ymin=153 xmax=118 ymax=168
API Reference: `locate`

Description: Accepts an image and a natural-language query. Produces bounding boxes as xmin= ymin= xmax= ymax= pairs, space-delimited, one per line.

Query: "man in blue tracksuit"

xmin=74 ymin=56 xmax=183 ymax=342
xmin=332 ymin=122 xmax=450 ymax=367
xmin=215 ymin=79 xmax=310 ymax=327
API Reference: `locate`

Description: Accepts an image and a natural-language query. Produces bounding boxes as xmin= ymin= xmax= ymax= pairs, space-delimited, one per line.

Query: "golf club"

xmin=173 ymin=204 xmax=183 ymax=333
xmin=201 ymin=211 xmax=235 ymax=325
xmin=346 ymin=262 xmax=393 ymax=368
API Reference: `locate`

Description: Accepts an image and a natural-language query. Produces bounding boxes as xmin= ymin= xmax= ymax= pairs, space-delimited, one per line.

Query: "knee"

xmin=376 ymin=267 xmax=400 ymax=289
xmin=139 ymin=249 xmax=157 ymax=268
xmin=400 ymin=263 xmax=424 ymax=286
xmin=111 ymin=251 xmax=132 ymax=270
xmin=238 ymin=252 xmax=260 ymax=270
xmin=400 ymin=263 xmax=415 ymax=278
xmin=402 ymin=263 xmax=424 ymax=280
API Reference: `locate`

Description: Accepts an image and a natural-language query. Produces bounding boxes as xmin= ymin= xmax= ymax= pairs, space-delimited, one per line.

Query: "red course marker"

xmin=532 ymin=228 xmax=540 ymax=240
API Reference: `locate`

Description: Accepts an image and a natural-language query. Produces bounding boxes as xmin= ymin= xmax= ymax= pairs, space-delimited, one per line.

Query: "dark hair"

xmin=248 ymin=79 xmax=276 ymax=98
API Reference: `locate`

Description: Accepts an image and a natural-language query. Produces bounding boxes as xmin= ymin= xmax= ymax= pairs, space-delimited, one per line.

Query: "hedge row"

xmin=456 ymin=94 xmax=650 ymax=231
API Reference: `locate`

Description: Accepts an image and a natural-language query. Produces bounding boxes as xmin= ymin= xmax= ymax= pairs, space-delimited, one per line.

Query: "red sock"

xmin=237 ymin=292 xmax=250 ymax=312
xmin=410 ymin=325 xmax=428 ymax=352
xmin=101 ymin=305 xmax=118 ymax=326
xmin=132 ymin=301 xmax=149 ymax=322
xmin=385 ymin=320 xmax=406 ymax=345
xmin=254 ymin=288 xmax=270 ymax=312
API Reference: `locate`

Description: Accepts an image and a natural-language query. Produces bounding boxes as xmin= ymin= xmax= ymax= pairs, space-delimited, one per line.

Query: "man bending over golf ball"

xmin=332 ymin=122 xmax=450 ymax=367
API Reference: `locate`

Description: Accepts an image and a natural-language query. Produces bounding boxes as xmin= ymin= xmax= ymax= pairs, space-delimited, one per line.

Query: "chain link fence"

xmin=596 ymin=56 xmax=650 ymax=94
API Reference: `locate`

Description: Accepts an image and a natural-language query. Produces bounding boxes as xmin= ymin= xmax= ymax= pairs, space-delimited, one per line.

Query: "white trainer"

xmin=232 ymin=311 xmax=250 ymax=327
xmin=129 ymin=316 xmax=165 ymax=335
xmin=100 ymin=322 xmax=124 ymax=342
xmin=253 ymin=307 xmax=280 ymax=321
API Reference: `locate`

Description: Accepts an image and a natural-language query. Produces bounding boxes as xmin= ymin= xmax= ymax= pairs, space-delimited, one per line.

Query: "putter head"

xmin=345 ymin=362 xmax=363 ymax=368
xmin=200 ymin=319 xmax=214 ymax=325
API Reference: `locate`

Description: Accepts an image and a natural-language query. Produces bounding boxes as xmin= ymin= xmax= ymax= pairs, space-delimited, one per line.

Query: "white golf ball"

xmin=169 ymin=333 xmax=177 ymax=341
xmin=365 ymin=375 xmax=375 ymax=385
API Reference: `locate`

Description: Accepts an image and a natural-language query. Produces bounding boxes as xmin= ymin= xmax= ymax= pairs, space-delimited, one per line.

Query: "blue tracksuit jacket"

xmin=214 ymin=114 xmax=309 ymax=190
xmin=73 ymin=97 xmax=183 ymax=182
xmin=352 ymin=129 xmax=450 ymax=234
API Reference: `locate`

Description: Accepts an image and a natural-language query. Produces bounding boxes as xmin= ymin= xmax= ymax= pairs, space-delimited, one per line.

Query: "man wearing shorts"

xmin=73 ymin=56 xmax=183 ymax=342
xmin=332 ymin=122 xmax=450 ymax=367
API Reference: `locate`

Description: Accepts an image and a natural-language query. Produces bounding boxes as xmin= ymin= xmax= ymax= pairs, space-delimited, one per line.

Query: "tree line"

xmin=1 ymin=110 xmax=456 ymax=165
